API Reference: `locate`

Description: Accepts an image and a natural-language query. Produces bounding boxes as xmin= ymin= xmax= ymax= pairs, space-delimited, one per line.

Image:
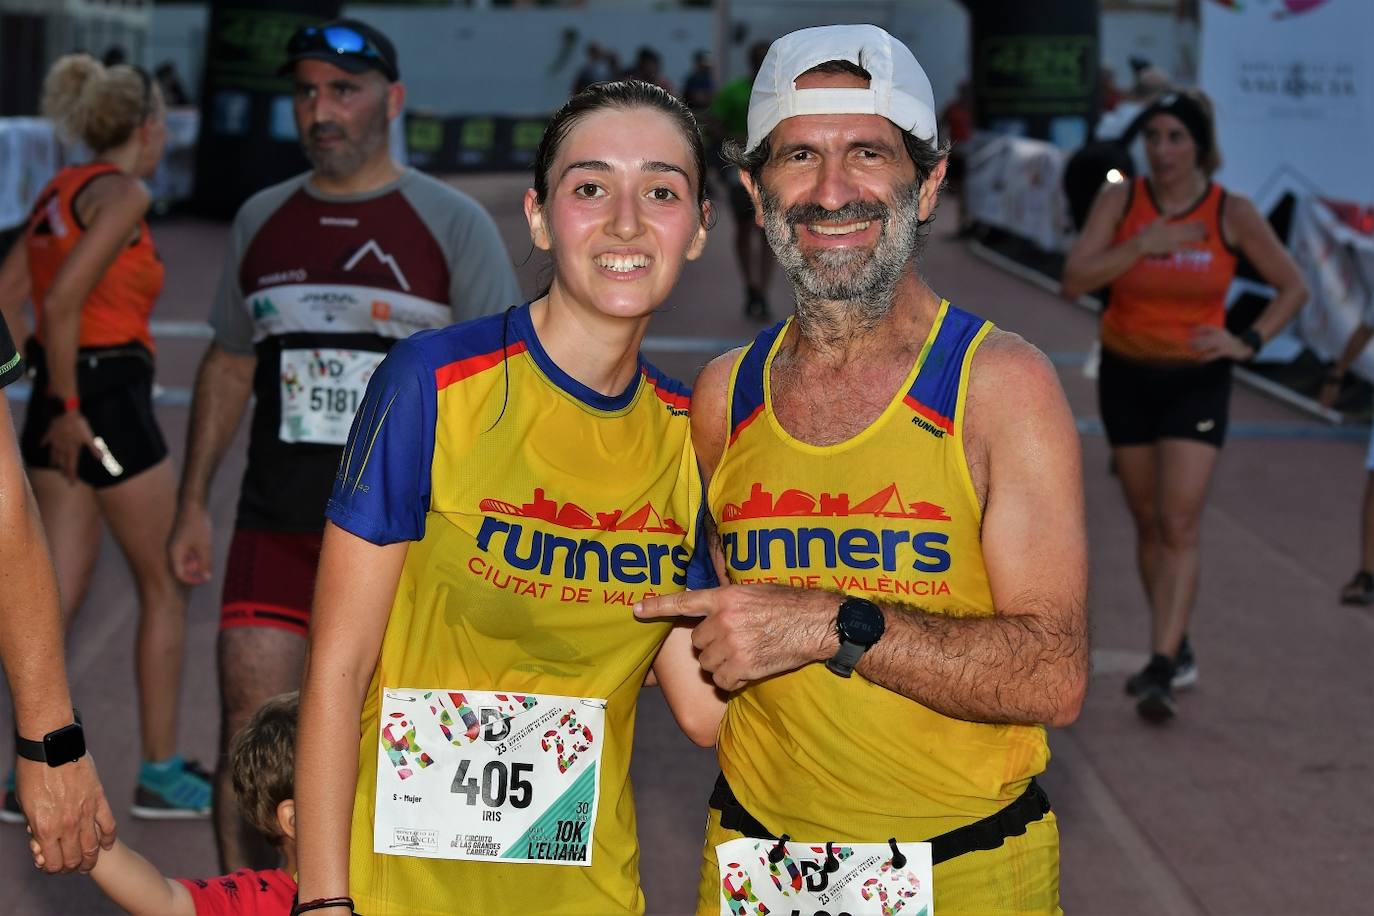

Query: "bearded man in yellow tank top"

xmin=637 ymin=26 xmax=1089 ymax=916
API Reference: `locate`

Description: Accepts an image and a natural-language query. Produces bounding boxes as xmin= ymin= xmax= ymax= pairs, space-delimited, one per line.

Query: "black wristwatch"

xmin=825 ymin=597 xmax=885 ymax=678
xmin=15 ymin=710 xmax=86 ymax=768
xmin=1238 ymin=328 xmax=1263 ymax=362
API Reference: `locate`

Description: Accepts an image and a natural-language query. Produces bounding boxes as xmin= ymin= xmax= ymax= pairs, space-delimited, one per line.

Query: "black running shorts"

xmin=1097 ymin=347 xmax=1232 ymax=448
xmin=20 ymin=341 xmax=168 ymax=488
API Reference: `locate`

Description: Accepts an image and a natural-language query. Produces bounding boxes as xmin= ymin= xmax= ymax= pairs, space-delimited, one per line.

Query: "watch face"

xmin=43 ymin=723 xmax=86 ymax=767
xmin=838 ymin=598 xmax=885 ymax=647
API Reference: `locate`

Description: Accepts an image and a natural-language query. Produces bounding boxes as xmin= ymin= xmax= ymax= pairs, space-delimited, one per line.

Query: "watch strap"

xmin=13 ymin=732 xmax=45 ymax=763
xmin=15 ymin=709 xmax=82 ymax=765
xmin=46 ymin=394 xmax=80 ymax=414
xmin=825 ymin=641 xmax=865 ymax=678
xmin=1238 ymin=328 xmax=1263 ymax=361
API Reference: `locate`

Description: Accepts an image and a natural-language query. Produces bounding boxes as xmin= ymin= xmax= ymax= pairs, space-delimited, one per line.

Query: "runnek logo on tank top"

xmin=472 ymin=487 xmax=694 ymax=595
xmin=1145 ymin=248 xmax=1214 ymax=271
xmin=720 ymin=481 xmax=956 ymax=598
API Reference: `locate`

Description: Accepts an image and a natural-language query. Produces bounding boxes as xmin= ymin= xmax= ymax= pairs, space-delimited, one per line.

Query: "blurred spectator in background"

xmin=708 ymin=39 xmax=771 ymax=319
xmin=682 ymin=49 xmax=715 ymax=113
xmin=939 ymin=81 xmax=974 ymax=235
xmin=571 ymin=41 xmax=614 ymax=95
xmin=101 ymin=46 xmax=128 ymax=68
xmin=1096 ymin=64 xmax=1170 ymax=143
xmin=154 ymin=62 xmax=190 ymax=107
xmin=1095 ymin=64 xmax=1171 ymax=179
xmin=625 ymin=46 xmax=675 ymax=96
xmin=1319 ymin=311 xmax=1374 ymax=604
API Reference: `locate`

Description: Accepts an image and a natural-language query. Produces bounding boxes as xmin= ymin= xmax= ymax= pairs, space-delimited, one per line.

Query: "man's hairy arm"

xmin=168 ymin=344 xmax=255 ymax=584
xmin=639 ymin=334 xmax=1089 ymax=728
xmin=855 ymin=333 xmax=1089 ymax=725
xmin=179 ymin=344 xmax=256 ymax=505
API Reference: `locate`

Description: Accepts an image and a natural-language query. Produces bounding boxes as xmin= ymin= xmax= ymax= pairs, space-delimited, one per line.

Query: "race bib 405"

xmin=375 ymin=688 xmax=605 ymax=867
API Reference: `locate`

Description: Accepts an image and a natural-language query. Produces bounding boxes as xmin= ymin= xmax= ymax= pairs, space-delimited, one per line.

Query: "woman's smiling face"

xmin=526 ymin=105 xmax=707 ymax=321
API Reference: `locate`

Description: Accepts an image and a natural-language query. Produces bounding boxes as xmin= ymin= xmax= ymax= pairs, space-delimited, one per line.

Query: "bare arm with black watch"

xmin=15 ymin=710 xmax=88 ymax=768
xmin=0 ymin=361 xmax=116 ymax=873
xmin=825 ymin=596 xmax=886 ymax=677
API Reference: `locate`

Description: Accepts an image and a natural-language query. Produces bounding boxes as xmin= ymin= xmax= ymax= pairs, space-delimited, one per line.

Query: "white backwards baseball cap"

xmin=746 ymin=24 xmax=938 ymax=154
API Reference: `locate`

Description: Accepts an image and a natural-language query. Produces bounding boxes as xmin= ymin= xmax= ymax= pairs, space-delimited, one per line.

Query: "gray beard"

xmin=759 ymin=180 xmax=927 ymax=335
xmin=303 ymin=106 xmax=389 ymax=181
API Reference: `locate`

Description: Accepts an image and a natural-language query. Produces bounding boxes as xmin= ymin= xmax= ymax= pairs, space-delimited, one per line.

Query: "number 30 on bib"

xmin=374 ymin=688 xmax=605 ymax=866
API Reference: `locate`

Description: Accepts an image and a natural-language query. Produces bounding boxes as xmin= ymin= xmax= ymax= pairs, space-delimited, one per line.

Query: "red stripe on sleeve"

xmin=642 ymin=369 xmax=691 ymax=410
xmin=435 ymin=341 xmax=527 ymax=390
xmin=903 ymin=395 xmax=954 ymax=433
xmin=728 ymin=403 xmax=765 ymax=445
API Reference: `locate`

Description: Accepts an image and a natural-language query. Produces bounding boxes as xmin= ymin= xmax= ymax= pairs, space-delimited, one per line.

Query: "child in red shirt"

xmin=35 ymin=693 xmax=299 ymax=915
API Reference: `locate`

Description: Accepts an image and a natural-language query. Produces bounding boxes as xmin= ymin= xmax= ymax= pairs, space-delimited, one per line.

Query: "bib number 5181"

xmin=451 ymin=759 xmax=533 ymax=809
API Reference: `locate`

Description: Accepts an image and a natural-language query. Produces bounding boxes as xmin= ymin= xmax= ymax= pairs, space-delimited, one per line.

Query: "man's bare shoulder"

xmin=691 ymin=347 xmax=748 ymax=473
xmin=972 ymin=326 xmax=1058 ymax=379
xmin=964 ymin=328 xmax=1072 ymax=437
xmin=693 ymin=348 xmax=745 ymax=406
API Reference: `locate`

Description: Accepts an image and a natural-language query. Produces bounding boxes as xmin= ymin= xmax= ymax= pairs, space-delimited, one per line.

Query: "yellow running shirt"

xmin=326 ymin=305 xmax=713 ymax=916
xmin=709 ymin=301 xmax=1050 ymax=842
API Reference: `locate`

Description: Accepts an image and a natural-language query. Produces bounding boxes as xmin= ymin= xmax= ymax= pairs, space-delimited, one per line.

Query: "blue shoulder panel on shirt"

xmin=640 ymin=358 xmax=692 ymax=411
xmin=728 ymin=318 xmax=787 ymax=443
xmin=684 ymin=495 xmax=719 ymax=590
xmin=905 ymin=304 xmax=987 ymax=433
xmin=412 ymin=307 xmax=520 ymax=378
xmin=326 ymin=309 xmax=527 ymax=544
xmin=326 ymin=336 xmax=437 ymax=545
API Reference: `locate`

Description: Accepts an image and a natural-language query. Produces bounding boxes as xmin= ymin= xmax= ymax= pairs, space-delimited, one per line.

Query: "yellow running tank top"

xmin=326 ymin=306 xmax=712 ymax=915
xmin=709 ymin=301 xmax=1049 ymax=842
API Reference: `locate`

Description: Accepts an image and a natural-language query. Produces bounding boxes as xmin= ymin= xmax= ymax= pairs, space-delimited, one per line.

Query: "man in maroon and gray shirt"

xmin=166 ymin=18 xmax=519 ymax=871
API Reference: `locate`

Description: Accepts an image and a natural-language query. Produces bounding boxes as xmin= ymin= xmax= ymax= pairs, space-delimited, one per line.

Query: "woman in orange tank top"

xmin=1063 ymin=90 xmax=1307 ymax=722
xmin=0 ymin=55 xmax=210 ymax=819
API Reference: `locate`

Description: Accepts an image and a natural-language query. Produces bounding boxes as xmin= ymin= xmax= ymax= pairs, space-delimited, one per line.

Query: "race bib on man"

xmin=278 ymin=348 xmax=383 ymax=445
xmin=715 ymin=838 xmax=933 ymax=916
xmin=374 ymin=688 xmax=605 ymax=866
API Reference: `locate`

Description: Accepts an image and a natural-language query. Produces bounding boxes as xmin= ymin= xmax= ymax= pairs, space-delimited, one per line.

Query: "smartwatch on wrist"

xmin=1238 ymin=328 xmax=1263 ymax=362
xmin=46 ymin=394 xmax=80 ymax=415
xmin=825 ymin=597 xmax=885 ymax=678
xmin=15 ymin=710 xmax=86 ymax=768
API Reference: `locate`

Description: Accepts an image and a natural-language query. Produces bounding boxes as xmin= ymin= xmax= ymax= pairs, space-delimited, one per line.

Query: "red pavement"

xmin=0 ymin=174 xmax=1370 ymax=915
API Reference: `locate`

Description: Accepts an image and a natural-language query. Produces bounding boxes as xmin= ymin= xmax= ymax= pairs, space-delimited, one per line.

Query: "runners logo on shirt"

xmin=471 ymin=488 xmax=692 ymax=602
xmin=719 ymin=482 xmax=955 ymax=596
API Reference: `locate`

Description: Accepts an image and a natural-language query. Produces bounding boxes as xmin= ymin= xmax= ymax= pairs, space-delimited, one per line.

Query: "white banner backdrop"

xmin=965 ymin=133 xmax=1074 ymax=254
xmin=0 ymin=118 xmax=65 ymax=231
xmin=0 ymin=110 xmax=201 ymax=231
xmin=1293 ymin=197 xmax=1374 ymax=381
xmin=1199 ymin=0 xmax=1374 ymax=211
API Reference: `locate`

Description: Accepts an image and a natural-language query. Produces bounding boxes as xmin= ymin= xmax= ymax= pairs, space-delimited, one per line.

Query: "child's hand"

xmin=27 ymin=826 xmax=48 ymax=869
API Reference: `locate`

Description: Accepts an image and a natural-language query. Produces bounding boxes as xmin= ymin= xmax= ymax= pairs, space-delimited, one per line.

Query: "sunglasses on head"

xmin=288 ymin=25 xmax=392 ymax=72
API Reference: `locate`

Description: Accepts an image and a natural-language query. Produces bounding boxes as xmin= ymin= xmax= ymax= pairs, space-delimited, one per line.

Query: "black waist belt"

xmin=708 ymin=772 xmax=1050 ymax=867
